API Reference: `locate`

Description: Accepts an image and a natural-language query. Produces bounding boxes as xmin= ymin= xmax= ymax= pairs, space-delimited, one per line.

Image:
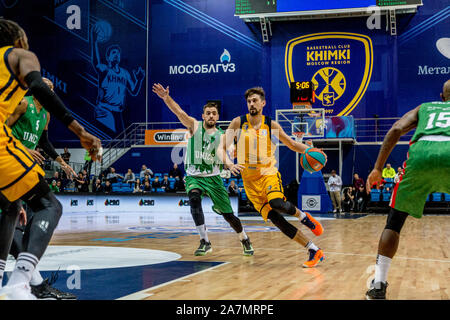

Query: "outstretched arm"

xmin=152 ymin=83 xmax=196 ymax=133
xmin=15 ymin=48 xmax=102 ymax=161
xmin=366 ymin=106 xmax=420 ymax=192
xmin=220 ymin=117 xmax=244 ymax=176
xmin=271 ymin=120 xmax=310 ymax=154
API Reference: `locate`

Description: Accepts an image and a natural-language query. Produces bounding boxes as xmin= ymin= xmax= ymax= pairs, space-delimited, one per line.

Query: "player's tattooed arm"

xmin=6 ymin=98 xmax=28 ymax=127
xmin=367 ymin=106 xmax=420 ymax=192
xmin=222 ymin=117 xmax=244 ymax=176
xmin=373 ymin=106 xmax=420 ymax=172
xmin=152 ymin=83 xmax=196 ymax=133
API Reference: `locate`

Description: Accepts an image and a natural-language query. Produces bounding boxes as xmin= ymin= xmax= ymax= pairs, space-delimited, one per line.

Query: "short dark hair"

xmin=0 ymin=19 xmax=22 ymax=47
xmin=106 ymin=44 xmax=121 ymax=58
xmin=245 ymin=87 xmax=265 ymax=101
xmin=203 ymin=102 xmax=219 ymax=113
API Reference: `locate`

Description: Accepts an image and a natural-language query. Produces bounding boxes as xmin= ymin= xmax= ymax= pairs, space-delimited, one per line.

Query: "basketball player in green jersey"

xmin=4 ymin=78 xmax=77 ymax=299
xmin=365 ymin=79 xmax=450 ymax=300
xmin=6 ymin=78 xmax=75 ymax=177
xmin=152 ymin=83 xmax=254 ymax=256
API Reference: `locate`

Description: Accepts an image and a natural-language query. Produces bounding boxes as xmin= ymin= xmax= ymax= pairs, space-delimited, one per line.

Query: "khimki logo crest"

xmin=169 ymin=49 xmax=236 ymax=75
xmin=285 ymin=32 xmax=373 ymax=116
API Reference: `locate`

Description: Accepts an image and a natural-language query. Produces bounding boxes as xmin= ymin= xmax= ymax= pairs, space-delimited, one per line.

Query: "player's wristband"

xmin=24 ymin=71 xmax=74 ymax=127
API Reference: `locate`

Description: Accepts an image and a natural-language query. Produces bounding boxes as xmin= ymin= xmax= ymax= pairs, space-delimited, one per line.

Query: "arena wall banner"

xmin=144 ymin=129 xmax=189 ymax=146
xmin=285 ymin=32 xmax=374 ymax=117
xmin=56 ymin=194 xmax=238 ymax=214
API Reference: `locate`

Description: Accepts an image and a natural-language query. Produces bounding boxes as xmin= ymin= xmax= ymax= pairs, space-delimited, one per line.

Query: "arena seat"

xmin=431 ymin=193 xmax=443 ymax=202
xmin=154 ymin=173 xmax=162 ymax=178
xmin=444 ymin=193 xmax=450 ymax=202
xmin=382 ymin=191 xmax=391 ymax=202
xmin=370 ymin=189 xmax=381 ymax=202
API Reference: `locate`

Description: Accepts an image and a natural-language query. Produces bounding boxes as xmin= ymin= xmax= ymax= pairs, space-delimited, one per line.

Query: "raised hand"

xmin=152 ymin=83 xmax=169 ymax=100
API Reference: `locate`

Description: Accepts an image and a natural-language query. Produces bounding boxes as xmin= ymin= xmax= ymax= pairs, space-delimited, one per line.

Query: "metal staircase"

xmin=92 ymin=122 xmax=147 ymax=175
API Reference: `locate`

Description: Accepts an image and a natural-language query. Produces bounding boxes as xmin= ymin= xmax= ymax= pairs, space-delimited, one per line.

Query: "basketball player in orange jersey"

xmin=221 ymin=87 xmax=325 ymax=267
xmin=0 ymin=19 xmax=102 ymax=299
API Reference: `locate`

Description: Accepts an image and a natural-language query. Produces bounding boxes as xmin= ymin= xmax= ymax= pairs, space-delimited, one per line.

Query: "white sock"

xmin=0 ymin=259 xmax=6 ymax=288
xmin=7 ymin=253 xmax=38 ymax=286
xmin=374 ymin=254 xmax=391 ymax=284
xmin=305 ymin=241 xmax=319 ymax=251
xmin=196 ymin=224 xmax=209 ymax=242
xmin=238 ymin=230 xmax=248 ymax=241
xmin=29 ymin=268 xmax=44 ymax=286
xmin=298 ymin=210 xmax=307 ymax=220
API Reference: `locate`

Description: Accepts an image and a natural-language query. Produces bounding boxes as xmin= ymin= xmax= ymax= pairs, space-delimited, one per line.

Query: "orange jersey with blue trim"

xmin=0 ymin=46 xmax=28 ymax=124
xmin=236 ymin=114 xmax=278 ymax=177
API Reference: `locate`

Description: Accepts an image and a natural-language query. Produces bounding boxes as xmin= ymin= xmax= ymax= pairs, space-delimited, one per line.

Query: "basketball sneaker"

xmin=31 ymin=278 xmax=77 ymax=300
xmin=0 ymin=282 xmax=37 ymax=300
xmin=194 ymin=239 xmax=212 ymax=256
xmin=366 ymin=280 xmax=388 ymax=300
xmin=300 ymin=211 xmax=324 ymax=236
xmin=303 ymin=249 xmax=324 ymax=268
xmin=241 ymin=238 xmax=254 ymax=256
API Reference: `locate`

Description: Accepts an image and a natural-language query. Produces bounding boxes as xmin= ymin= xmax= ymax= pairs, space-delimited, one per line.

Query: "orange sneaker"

xmin=301 ymin=211 xmax=324 ymax=236
xmin=303 ymin=249 xmax=324 ymax=268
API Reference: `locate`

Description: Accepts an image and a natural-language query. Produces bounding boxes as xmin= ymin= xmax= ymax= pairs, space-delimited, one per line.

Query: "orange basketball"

xmin=300 ymin=147 xmax=327 ymax=173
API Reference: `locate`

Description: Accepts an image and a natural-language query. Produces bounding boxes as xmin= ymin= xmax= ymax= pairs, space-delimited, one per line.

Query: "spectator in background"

xmin=133 ymin=179 xmax=142 ymax=193
xmin=382 ymin=163 xmax=396 ymax=179
xmin=93 ymin=179 xmax=104 ymax=193
xmin=342 ymin=186 xmax=355 ymax=213
xmin=61 ymin=147 xmax=71 ymax=163
xmin=83 ymin=150 xmax=93 ymax=178
xmin=75 ymin=172 xmax=89 ymax=192
xmin=143 ymin=181 xmax=152 ymax=193
xmin=161 ymin=174 xmax=170 ymax=192
xmin=169 ymin=163 xmax=182 ymax=178
xmin=152 ymin=176 xmax=161 ymax=190
xmin=49 ymin=180 xmax=59 ymax=193
xmin=124 ymin=169 xmax=136 ymax=185
xmin=327 ymin=170 xmax=342 ymax=213
xmin=355 ymin=185 xmax=369 ymax=213
xmin=47 ymin=171 xmax=61 ymax=185
xmin=56 ymin=180 xmax=63 ymax=193
xmin=104 ymin=180 xmax=112 ymax=194
xmin=106 ymin=167 xmax=124 ymax=183
xmin=228 ymin=180 xmax=238 ymax=196
xmin=352 ymin=173 xmax=365 ymax=190
xmin=142 ymin=174 xmax=151 ymax=186
xmin=174 ymin=176 xmax=185 ymax=192
xmin=394 ymin=166 xmax=404 ymax=184
xmin=140 ymin=164 xmax=153 ymax=180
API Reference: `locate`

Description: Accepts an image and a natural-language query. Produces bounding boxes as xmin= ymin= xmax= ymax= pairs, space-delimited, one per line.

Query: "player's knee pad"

xmin=188 ymin=190 xmax=202 ymax=208
xmin=267 ymin=210 xmax=297 ymax=239
xmin=269 ymin=198 xmax=296 ymax=216
xmin=385 ymin=208 xmax=409 ymax=234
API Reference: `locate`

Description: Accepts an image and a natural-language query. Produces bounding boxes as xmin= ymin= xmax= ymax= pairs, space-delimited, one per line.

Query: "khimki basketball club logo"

xmin=285 ymin=32 xmax=373 ymax=116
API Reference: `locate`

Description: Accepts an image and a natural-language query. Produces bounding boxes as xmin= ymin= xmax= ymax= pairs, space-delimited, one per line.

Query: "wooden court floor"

xmin=50 ymin=215 xmax=449 ymax=300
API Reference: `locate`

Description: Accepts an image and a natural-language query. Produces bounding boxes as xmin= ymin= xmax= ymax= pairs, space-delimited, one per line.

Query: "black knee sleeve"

xmin=222 ymin=212 xmax=243 ymax=234
xmin=188 ymin=189 xmax=204 ymax=226
xmin=22 ymin=192 xmax=63 ymax=259
xmin=0 ymin=200 xmax=21 ymax=260
xmin=385 ymin=208 xmax=409 ymax=234
xmin=267 ymin=210 xmax=298 ymax=239
xmin=269 ymin=198 xmax=297 ymax=216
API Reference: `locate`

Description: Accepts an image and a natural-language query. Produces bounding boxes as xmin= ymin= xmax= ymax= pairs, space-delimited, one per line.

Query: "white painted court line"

xmin=208 ymin=245 xmax=450 ymax=264
xmin=116 ymin=262 xmax=230 ymax=300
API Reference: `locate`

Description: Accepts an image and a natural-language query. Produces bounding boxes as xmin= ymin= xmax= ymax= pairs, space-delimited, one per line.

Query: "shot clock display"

xmin=290 ymin=81 xmax=315 ymax=105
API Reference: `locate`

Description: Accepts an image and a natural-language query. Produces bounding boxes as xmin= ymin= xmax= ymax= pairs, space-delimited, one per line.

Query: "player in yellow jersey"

xmin=222 ymin=87 xmax=325 ymax=267
xmin=0 ymin=19 xmax=102 ymax=299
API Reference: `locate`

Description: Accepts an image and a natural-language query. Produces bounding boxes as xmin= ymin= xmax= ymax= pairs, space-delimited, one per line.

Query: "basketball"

xmin=300 ymin=147 xmax=327 ymax=173
xmin=94 ymin=20 xmax=112 ymax=43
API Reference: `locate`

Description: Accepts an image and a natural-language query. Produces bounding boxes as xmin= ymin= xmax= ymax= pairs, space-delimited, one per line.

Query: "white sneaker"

xmin=333 ymin=209 xmax=337 ymax=213
xmin=0 ymin=283 xmax=37 ymax=300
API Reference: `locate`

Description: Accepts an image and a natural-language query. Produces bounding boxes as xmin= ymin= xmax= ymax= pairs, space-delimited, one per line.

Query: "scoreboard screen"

xmin=235 ymin=0 xmax=423 ymax=15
